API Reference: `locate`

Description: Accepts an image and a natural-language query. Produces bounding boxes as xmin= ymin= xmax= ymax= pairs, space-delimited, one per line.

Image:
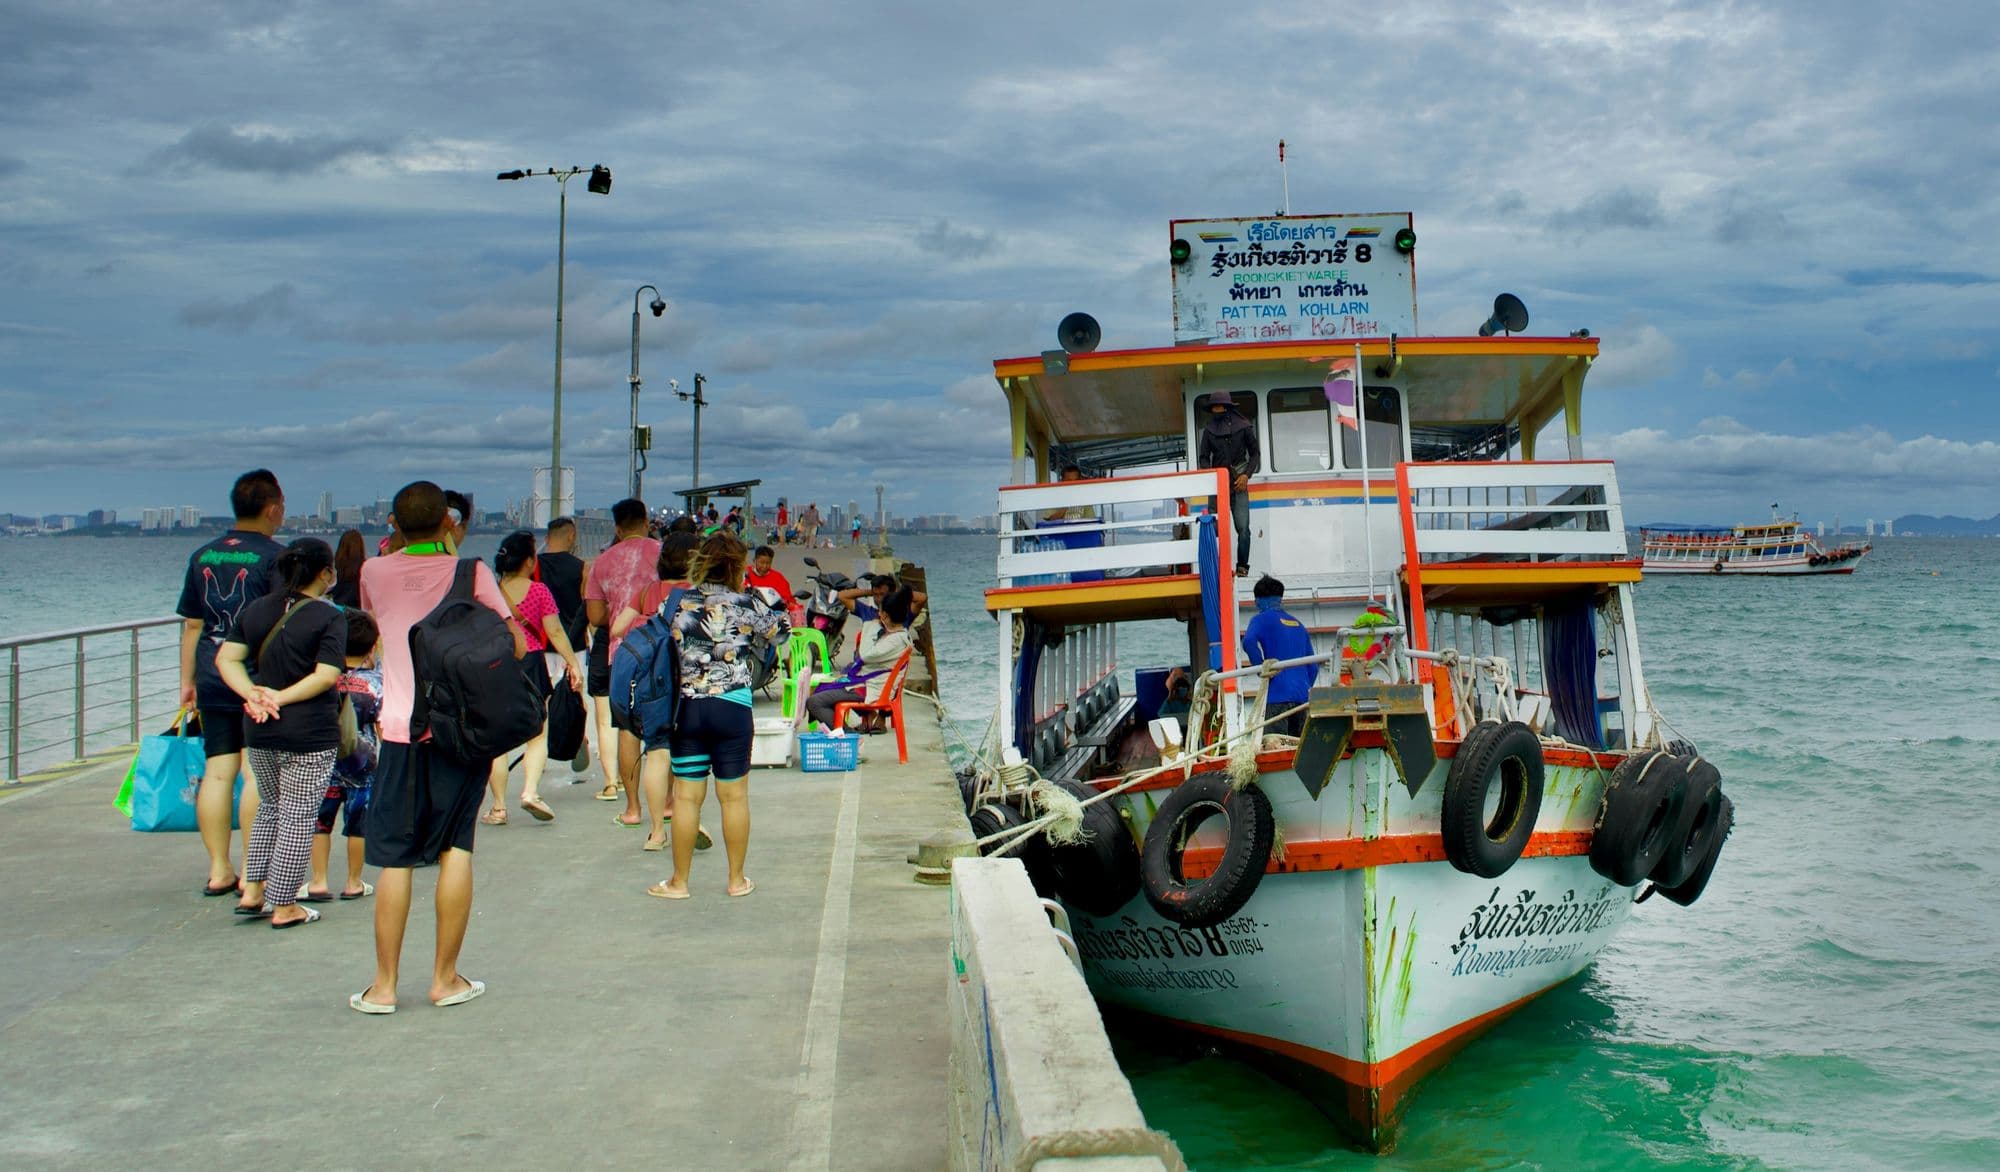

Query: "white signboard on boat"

xmin=1170 ymin=213 xmax=1418 ymax=345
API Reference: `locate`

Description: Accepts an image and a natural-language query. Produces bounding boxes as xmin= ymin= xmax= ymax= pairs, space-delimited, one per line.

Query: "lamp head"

xmin=587 ymin=164 xmax=612 ymax=194
xmin=496 ymin=170 xmax=526 ymax=181
xmin=649 ymin=298 xmax=667 ymax=317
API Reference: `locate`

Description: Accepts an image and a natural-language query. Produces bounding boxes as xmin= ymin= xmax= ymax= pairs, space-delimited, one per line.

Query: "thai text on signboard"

xmin=1170 ymin=213 xmax=1418 ymax=345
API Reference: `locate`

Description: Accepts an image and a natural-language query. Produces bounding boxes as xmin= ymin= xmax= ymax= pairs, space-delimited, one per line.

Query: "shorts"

xmin=364 ymin=741 xmax=489 ymax=868
xmin=197 ymin=706 xmax=245 ymax=758
xmin=587 ymin=631 xmax=611 ymax=697
xmin=315 ymin=782 xmax=370 ymax=838
xmin=665 ymin=697 xmax=753 ymax=780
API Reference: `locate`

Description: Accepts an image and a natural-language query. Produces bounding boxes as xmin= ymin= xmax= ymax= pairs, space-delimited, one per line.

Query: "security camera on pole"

xmin=629 ymin=285 xmax=666 ymax=499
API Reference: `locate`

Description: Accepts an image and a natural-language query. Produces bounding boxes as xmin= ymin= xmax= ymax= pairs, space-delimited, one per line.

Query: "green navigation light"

xmin=1394 ymin=227 xmax=1417 ymax=254
xmin=1170 ymin=238 xmax=1192 ymax=264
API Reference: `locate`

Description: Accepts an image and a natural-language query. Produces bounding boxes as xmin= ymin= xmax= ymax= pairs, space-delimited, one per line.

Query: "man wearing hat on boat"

xmin=1197 ymin=393 xmax=1258 ymax=576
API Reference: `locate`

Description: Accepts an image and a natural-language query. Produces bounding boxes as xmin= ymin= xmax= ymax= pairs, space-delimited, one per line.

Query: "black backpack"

xmin=409 ymin=560 xmax=544 ymax=763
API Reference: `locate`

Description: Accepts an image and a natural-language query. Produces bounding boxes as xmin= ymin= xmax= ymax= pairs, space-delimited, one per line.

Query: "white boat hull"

xmin=1060 ymin=749 xmax=1635 ymax=1150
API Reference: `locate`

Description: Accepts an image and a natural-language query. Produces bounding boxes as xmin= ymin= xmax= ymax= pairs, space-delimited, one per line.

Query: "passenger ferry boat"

xmin=970 ymin=212 xmax=1734 ymax=1152
xmin=1640 ymin=509 xmax=1870 ymax=575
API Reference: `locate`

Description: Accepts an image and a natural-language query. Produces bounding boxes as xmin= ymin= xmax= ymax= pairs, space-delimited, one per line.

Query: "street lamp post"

xmin=497 ymin=164 xmax=612 ymax=522
xmin=629 ymin=285 xmax=666 ymax=500
xmin=676 ymin=373 xmax=708 ymax=496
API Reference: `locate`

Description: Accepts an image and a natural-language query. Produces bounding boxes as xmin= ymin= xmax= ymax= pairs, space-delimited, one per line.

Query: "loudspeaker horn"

xmin=1477 ymin=293 xmax=1529 ymax=337
xmin=1057 ymin=312 xmax=1102 ymax=355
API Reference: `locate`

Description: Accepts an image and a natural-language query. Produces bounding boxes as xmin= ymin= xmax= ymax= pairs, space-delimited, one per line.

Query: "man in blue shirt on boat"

xmin=1241 ymin=575 xmax=1316 ymax=736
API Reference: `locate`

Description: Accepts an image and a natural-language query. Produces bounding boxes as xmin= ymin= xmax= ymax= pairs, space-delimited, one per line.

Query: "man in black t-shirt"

xmin=537 ymin=517 xmax=593 ymax=773
xmin=176 ymin=469 xmax=286 ymax=896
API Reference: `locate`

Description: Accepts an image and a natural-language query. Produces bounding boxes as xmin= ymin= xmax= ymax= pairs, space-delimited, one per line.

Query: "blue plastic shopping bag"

xmin=116 ymin=710 xmax=241 ymax=832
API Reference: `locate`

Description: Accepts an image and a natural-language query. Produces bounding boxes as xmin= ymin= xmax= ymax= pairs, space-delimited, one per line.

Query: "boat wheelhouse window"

xmin=1338 ymin=386 xmax=1405 ymax=470
xmin=1267 ymin=386 xmax=1333 ymax=472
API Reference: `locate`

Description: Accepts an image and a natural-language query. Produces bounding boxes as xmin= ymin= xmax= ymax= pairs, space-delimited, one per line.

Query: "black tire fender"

xmin=1590 ymin=751 xmax=1689 ymax=886
xmin=1044 ymin=779 xmax=1142 ymax=917
xmin=1658 ymin=794 xmax=1733 ymax=907
xmin=1441 ymin=721 xmax=1545 ymax=878
xmin=1649 ymin=758 xmax=1724 ymax=887
xmin=969 ymin=802 xmax=1056 ymax=895
xmin=1139 ymin=774 xmax=1275 ymax=928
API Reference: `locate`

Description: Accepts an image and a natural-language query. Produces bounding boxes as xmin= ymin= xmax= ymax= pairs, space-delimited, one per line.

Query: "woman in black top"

xmin=217 ymin=539 xmax=348 ymax=929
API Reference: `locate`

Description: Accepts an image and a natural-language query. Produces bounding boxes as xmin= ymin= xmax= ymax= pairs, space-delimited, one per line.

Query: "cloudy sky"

xmin=2 ymin=0 xmax=1996 ymax=526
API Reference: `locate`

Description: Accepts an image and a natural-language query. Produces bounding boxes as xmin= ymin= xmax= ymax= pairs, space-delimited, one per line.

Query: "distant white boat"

xmin=1641 ymin=506 xmax=1869 ymax=575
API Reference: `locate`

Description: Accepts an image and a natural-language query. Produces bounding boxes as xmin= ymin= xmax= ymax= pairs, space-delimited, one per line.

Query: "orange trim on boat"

xmin=1178 ymin=829 xmax=1593 ymax=878
xmin=1164 ymin=982 xmax=1561 ymax=1093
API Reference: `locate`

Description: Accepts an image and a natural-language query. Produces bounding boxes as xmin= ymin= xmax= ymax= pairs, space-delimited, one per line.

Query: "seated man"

xmin=838 ymin=572 xmax=927 ymax=622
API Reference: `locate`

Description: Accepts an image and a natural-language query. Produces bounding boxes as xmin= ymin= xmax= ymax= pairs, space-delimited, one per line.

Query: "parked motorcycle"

xmin=795 ymin=557 xmax=855 ymax=638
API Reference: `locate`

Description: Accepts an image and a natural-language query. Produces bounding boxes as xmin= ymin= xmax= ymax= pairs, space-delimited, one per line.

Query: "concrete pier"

xmin=0 ymin=706 xmax=968 ymax=1168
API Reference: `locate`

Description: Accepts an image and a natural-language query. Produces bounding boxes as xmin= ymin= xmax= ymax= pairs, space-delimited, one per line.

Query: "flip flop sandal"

xmin=646 ymin=882 xmax=691 ymax=900
xmin=202 ymin=877 xmax=241 ymax=897
xmin=594 ymin=787 xmax=620 ymax=801
xmin=521 ymin=797 xmax=555 ymax=822
xmin=642 ymin=836 xmax=667 ymax=852
xmin=301 ymin=890 xmax=335 ymax=903
xmin=612 ymin=816 xmax=643 ymax=828
xmin=479 ymin=811 xmax=508 ymax=825
xmin=234 ymin=902 xmax=273 ymax=918
xmin=271 ymin=907 xmax=321 ymax=930
xmin=434 ymin=978 xmax=486 ymax=1007
xmin=339 ymin=882 xmax=375 ymax=900
xmin=727 ymin=879 xmax=756 ymax=898
xmin=350 ymin=991 xmax=396 ymax=1015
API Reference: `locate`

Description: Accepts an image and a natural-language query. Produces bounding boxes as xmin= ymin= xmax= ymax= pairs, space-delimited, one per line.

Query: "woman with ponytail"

xmin=216 ymin=538 xmax=349 ymax=929
xmin=482 ymin=531 xmax=585 ymax=825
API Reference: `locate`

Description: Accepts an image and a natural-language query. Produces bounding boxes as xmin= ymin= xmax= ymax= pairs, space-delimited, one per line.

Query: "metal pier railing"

xmin=3 ymin=616 xmax=185 ymax=782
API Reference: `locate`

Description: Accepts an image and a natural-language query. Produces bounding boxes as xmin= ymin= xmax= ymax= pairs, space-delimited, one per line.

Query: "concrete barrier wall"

xmin=949 ymin=857 xmax=1180 ymax=1172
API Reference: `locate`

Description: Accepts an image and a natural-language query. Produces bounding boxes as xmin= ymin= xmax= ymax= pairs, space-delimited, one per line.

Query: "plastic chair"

xmin=780 ymin=629 xmax=833 ymax=719
xmin=834 ymin=650 xmax=913 ymax=764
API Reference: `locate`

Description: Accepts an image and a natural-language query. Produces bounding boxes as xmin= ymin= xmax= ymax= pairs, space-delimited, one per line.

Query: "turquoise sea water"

xmin=5 ymin=534 xmax=1998 ymax=1167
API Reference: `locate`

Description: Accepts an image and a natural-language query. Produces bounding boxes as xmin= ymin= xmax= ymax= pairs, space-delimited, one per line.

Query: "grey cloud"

xmin=914 ymin=218 xmax=999 ymax=261
xmin=177 ymin=282 xmax=299 ymax=332
xmin=1842 ymin=269 xmax=1994 ymax=288
xmin=144 ymin=124 xmax=399 ymax=178
xmin=1552 ymin=187 xmax=1666 ymax=232
xmin=0 ymin=156 xmax=24 ymax=179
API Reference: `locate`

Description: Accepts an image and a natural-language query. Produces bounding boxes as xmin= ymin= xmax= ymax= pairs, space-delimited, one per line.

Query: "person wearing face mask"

xmin=1240 ymin=575 xmax=1315 ymax=737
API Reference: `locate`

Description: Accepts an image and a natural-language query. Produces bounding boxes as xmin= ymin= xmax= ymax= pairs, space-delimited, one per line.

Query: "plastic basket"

xmin=798 ymin=732 xmax=860 ymax=772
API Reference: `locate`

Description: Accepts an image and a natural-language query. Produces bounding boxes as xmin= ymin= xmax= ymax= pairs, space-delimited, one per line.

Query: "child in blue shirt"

xmin=1241 ymin=576 xmax=1318 ymax=736
xmin=305 ymin=610 xmax=382 ymax=901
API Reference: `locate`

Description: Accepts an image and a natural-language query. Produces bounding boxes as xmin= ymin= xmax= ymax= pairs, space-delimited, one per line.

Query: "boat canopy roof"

xmin=993 ymin=335 xmax=1599 ymax=451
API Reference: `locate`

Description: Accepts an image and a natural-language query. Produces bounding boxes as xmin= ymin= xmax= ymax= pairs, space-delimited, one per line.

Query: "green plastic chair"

xmin=781 ymin=628 xmax=832 ymax=719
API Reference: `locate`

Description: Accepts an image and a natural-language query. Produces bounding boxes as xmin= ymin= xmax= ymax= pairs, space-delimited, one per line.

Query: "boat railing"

xmin=3 ymin=616 xmax=186 ymax=782
xmin=1398 ymin=460 xmax=1630 ymax=564
xmin=995 ymin=468 xmax=1228 ymax=586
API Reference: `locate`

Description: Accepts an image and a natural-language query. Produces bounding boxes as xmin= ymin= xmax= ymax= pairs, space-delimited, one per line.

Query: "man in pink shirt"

xmin=350 ymin=480 xmax=524 ymax=1015
xmin=584 ymin=498 xmax=662 ymax=826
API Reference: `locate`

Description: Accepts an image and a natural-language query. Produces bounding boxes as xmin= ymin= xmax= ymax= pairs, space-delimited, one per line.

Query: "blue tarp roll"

xmin=1197 ymin=514 xmax=1224 ymax=670
xmin=1540 ymin=598 xmax=1602 ymax=749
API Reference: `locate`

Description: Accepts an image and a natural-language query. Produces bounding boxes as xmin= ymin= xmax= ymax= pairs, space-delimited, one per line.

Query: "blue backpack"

xmin=610 ymin=587 xmax=686 ymax=740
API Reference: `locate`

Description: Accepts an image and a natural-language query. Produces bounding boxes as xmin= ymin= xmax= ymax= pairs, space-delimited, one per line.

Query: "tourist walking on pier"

xmin=306 ymin=610 xmax=381 ymax=902
xmin=352 ymin=481 xmax=525 ymax=1013
xmin=481 ymin=532 xmax=585 ymax=825
xmin=584 ymin=500 xmax=661 ymax=824
xmin=536 ymin=516 xmax=593 ymax=774
xmin=1198 ymin=393 xmax=1258 ymax=576
xmin=612 ymin=531 xmax=701 ymax=850
xmin=648 ymin=532 xmax=788 ymax=900
xmin=176 ymin=469 xmax=286 ymax=898
xmin=798 ymin=502 xmax=821 ymax=547
xmin=216 ymin=538 xmax=348 ymax=929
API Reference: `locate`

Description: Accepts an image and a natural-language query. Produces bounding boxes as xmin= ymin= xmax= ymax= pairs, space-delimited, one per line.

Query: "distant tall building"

xmin=846 ymin=500 xmax=859 ymax=524
xmin=141 ymin=508 xmax=163 ymax=531
xmin=1883 ymin=519 xmax=1894 ymax=537
xmin=180 ymin=505 xmax=201 ymax=528
xmin=1865 ymin=519 xmax=1875 ymax=537
xmin=87 ymin=509 xmax=113 ymax=527
xmin=317 ymin=491 xmax=334 ymax=521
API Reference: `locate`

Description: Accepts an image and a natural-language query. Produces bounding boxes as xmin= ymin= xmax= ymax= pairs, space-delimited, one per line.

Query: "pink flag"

xmin=1324 ymin=358 xmax=1358 ymax=429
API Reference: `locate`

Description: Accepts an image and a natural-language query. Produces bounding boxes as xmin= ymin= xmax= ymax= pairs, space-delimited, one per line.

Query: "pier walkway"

xmin=0 ymin=693 xmax=970 ymax=1168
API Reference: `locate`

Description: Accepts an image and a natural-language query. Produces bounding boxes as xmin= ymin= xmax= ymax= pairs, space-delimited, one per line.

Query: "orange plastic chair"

xmin=833 ymin=649 xmax=913 ymax=764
